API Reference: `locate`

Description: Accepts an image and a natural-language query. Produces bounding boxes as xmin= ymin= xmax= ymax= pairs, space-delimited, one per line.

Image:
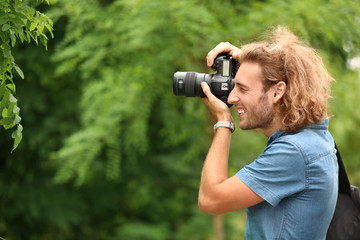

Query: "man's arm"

xmin=198 ymin=81 xmax=263 ymax=215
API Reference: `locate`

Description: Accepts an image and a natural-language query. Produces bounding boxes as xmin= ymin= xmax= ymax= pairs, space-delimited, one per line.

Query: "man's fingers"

xmin=201 ymin=82 xmax=231 ymax=120
xmin=207 ymin=42 xmax=228 ymax=67
xmin=207 ymin=42 xmax=240 ymax=67
xmin=201 ymin=82 xmax=221 ymax=106
xmin=201 ymin=82 xmax=212 ymax=99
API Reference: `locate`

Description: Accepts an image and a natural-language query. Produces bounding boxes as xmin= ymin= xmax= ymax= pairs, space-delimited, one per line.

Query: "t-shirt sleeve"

xmin=236 ymin=140 xmax=306 ymax=207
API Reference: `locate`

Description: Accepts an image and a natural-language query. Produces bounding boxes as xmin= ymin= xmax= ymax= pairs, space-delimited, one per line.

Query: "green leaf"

xmin=0 ymin=117 xmax=13 ymax=125
xmin=11 ymin=124 xmax=23 ymax=152
xmin=25 ymin=30 xmax=30 ymax=42
xmin=11 ymin=15 xmax=25 ymax=26
xmin=29 ymin=22 xmax=36 ymax=31
xmin=0 ymin=83 xmax=5 ymax=96
xmin=37 ymin=22 xmax=44 ymax=35
xmin=17 ymin=30 xmax=26 ymax=43
xmin=0 ymin=17 xmax=8 ymax=25
xmin=28 ymin=31 xmax=38 ymax=45
xmin=13 ymin=114 xmax=21 ymax=124
xmin=12 ymin=105 xmax=19 ymax=114
xmin=12 ymin=11 xmax=27 ymax=21
xmin=2 ymin=108 xmax=8 ymax=118
xmin=39 ymin=33 xmax=48 ymax=50
xmin=0 ymin=30 xmax=7 ymax=42
xmin=0 ymin=88 xmax=10 ymax=108
xmin=1 ymin=23 xmax=10 ymax=31
xmin=4 ymin=122 xmax=15 ymax=130
xmin=14 ymin=64 xmax=24 ymax=79
xmin=9 ymin=93 xmax=17 ymax=103
xmin=3 ymin=43 xmax=11 ymax=58
xmin=6 ymin=83 xmax=15 ymax=92
xmin=10 ymin=32 xmax=16 ymax=46
xmin=45 ymin=24 xmax=54 ymax=38
xmin=11 ymin=123 xmax=22 ymax=138
xmin=5 ymin=102 xmax=13 ymax=116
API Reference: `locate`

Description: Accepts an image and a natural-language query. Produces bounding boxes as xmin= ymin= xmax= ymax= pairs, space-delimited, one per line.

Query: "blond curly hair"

xmin=238 ymin=26 xmax=334 ymax=132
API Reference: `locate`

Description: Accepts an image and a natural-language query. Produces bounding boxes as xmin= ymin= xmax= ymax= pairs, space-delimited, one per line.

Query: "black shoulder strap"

xmin=335 ymin=143 xmax=351 ymax=195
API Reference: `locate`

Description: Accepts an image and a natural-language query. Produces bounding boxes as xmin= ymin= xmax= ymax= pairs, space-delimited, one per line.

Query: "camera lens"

xmin=173 ymin=72 xmax=210 ymax=97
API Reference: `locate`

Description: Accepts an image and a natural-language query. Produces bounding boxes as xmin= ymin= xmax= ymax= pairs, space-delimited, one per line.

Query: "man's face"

xmin=228 ymin=61 xmax=274 ymax=131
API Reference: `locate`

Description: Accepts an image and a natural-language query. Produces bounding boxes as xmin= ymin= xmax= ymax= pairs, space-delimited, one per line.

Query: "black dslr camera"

xmin=173 ymin=54 xmax=239 ymax=107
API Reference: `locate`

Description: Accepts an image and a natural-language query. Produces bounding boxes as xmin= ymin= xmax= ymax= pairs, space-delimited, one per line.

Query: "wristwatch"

xmin=213 ymin=121 xmax=235 ymax=133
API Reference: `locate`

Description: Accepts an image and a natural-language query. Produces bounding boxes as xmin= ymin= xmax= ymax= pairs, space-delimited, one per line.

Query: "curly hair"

xmin=238 ymin=26 xmax=334 ymax=132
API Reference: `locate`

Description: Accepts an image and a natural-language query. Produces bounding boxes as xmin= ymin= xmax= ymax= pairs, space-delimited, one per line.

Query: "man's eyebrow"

xmin=236 ymin=82 xmax=249 ymax=89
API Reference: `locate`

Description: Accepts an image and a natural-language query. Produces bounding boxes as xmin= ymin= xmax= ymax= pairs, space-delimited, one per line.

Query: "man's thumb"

xmin=201 ymin=82 xmax=211 ymax=97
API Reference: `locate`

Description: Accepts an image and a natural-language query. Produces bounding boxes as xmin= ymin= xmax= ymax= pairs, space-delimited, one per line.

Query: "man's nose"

xmin=227 ymin=89 xmax=239 ymax=105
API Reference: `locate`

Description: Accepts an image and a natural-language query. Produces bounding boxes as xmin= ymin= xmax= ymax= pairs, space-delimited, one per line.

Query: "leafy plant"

xmin=0 ymin=0 xmax=53 ymax=151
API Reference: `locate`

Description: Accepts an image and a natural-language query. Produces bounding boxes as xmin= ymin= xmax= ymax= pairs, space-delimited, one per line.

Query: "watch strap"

xmin=213 ymin=121 xmax=235 ymax=133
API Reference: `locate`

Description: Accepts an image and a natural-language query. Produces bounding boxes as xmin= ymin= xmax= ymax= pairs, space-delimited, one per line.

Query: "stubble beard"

xmin=238 ymin=93 xmax=274 ymax=130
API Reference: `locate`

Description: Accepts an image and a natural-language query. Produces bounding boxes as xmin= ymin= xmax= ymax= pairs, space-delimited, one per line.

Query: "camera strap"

xmin=335 ymin=143 xmax=351 ymax=195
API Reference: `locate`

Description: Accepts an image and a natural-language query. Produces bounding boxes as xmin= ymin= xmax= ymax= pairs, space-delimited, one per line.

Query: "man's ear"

xmin=272 ymin=81 xmax=286 ymax=103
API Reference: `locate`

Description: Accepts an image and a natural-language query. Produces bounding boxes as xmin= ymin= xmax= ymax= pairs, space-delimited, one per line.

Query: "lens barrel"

xmin=173 ymin=72 xmax=210 ymax=97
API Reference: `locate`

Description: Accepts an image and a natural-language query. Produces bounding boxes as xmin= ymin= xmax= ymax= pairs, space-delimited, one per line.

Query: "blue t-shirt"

xmin=236 ymin=119 xmax=338 ymax=239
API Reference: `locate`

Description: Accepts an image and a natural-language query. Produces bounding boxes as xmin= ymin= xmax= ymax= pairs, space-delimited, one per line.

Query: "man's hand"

xmin=203 ymin=42 xmax=240 ymax=122
xmin=207 ymin=42 xmax=241 ymax=68
xmin=201 ymin=82 xmax=233 ymax=122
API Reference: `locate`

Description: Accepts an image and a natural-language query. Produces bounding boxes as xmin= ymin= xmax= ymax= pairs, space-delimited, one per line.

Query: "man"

xmin=198 ymin=26 xmax=338 ymax=239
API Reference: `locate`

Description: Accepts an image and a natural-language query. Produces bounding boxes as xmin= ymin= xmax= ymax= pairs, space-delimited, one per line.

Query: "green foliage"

xmin=49 ymin=0 xmax=221 ymax=186
xmin=1 ymin=0 xmax=360 ymax=239
xmin=0 ymin=0 xmax=53 ymax=151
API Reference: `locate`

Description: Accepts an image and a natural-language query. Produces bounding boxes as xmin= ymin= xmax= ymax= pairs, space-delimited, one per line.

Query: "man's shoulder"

xmin=269 ymin=126 xmax=335 ymax=163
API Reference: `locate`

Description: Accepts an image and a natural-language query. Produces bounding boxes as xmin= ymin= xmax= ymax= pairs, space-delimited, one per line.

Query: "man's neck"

xmin=256 ymin=115 xmax=284 ymax=138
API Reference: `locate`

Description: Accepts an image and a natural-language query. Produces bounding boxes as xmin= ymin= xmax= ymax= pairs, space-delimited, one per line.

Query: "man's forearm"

xmin=198 ymin=127 xmax=232 ymax=211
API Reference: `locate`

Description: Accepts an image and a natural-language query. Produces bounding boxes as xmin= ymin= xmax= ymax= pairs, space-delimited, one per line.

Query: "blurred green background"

xmin=1 ymin=0 xmax=360 ymax=239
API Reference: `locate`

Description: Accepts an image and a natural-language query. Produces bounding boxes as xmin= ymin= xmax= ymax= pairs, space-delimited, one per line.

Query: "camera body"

xmin=173 ymin=54 xmax=239 ymax=107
